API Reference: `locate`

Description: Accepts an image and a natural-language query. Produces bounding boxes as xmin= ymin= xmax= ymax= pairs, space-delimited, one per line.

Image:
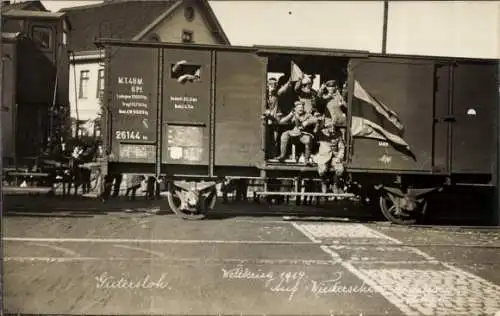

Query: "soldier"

xmin=318 ymin=80 xmax=346 ymax=126
xmin=274 ymin=101 xmax=317 ymax=164
xmin=314 ymin=115 xmax=346 ymax=194
xmin=263 ymin=90 xmax=284 ymax=158
xmin=293 ymin=75 xmax=318 ymax=114
xmin=267 ymin=77 xmax=278 ymax=95
xmin=341 ymin=81 xmax=348 ymax=101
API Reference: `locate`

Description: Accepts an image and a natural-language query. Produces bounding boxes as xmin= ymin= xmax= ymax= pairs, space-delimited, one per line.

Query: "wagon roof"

xmin=2 ymin=9 xmax=65 ymax=19
xmin=94 ymin=38 xmax=499 ymax=63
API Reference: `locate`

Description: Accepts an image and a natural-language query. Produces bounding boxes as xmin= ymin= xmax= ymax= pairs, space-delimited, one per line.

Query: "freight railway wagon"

xmin=96 ymin=39 xmax=498 ymax=225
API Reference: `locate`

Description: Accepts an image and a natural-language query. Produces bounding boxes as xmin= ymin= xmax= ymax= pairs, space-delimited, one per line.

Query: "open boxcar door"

xmin=346 ymin=57 xmax=436 ymax=173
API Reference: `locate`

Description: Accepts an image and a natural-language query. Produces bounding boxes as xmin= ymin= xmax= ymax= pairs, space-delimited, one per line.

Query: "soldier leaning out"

xmin=271 ymin=100 xmax=318 ymax=164
xmin=313 ymin=115 xmax=346 ymax=194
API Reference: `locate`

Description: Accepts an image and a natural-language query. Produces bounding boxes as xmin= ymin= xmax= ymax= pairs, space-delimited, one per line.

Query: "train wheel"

xmin=166 ymin=182 xmax=216 ymax=220
xmin=379 ymin=192 xmax=427 ymax=225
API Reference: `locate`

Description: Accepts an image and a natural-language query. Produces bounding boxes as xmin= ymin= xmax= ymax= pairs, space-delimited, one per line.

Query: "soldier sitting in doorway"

xmin=313 ymin=114 xmax=346 ymax=194
xmin=271 ymin=100 xmax=317 ymax=164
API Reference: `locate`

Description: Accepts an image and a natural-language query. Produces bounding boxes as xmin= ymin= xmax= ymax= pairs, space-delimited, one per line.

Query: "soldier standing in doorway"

xmin=293 ymin=75 xmax=318 ymax=114
xmin=314 ymin=115 xmax=346 ymax=195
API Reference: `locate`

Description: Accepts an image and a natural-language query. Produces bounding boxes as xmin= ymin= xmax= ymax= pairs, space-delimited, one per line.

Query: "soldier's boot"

xmin=303 ymin=144 xmax=312 ymax=166
xmin=275 ymin=133 xmax=290 ymax=162
xmin=332 ymin=175 xmax=344 ymax=195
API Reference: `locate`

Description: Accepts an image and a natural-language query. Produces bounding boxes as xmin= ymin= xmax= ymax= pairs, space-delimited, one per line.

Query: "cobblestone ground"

xmin=293 ymin=222 xmax=500 ymax=316
xmin=4 ymin=206 xmax=500 ymax=315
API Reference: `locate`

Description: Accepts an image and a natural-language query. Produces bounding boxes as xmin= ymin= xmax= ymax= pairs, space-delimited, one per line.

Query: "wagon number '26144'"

xmin=115 ymin=130 xmax=146 ymax=141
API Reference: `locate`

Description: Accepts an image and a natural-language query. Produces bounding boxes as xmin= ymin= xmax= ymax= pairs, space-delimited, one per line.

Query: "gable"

xmin=62 ymin=1 xmax=179 ymax=52
xmin=135 ymin=0 xmax=229 ymax=45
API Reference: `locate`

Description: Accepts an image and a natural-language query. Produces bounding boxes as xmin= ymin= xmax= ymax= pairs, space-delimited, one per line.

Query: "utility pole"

xmin=382 ymin=0 xmax=388 ymax=54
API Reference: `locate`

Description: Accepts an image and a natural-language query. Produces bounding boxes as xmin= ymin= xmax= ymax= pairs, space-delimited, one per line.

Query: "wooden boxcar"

xmin=1 ymin=10 xmax=70 ymax=165
xmin=95 ymin=38 xmax=498 ymax=225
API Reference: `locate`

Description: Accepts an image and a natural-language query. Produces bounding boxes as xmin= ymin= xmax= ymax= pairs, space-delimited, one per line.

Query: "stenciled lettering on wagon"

xmin=115 ymin=75 xmax=150 ymax=141
xmin=170 ymin=95 xmax=198 ymax=110
xmin=118 ymin=144 xmax=155 ymax=160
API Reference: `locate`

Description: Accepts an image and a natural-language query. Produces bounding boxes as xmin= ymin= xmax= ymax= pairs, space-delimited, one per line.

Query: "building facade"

xmin=62 ymin=0 xmax=230 ymax=138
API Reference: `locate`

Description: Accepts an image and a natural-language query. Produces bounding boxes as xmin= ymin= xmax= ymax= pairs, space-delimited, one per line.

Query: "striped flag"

xmin=290 ymin=61 xmax=304 ymax=82
xmin=350 ymin=80 xmax=410 ymax=150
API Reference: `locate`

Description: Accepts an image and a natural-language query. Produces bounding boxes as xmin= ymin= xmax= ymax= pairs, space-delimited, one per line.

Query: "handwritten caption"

xmin=95 ymin=272 xmax=171 ymax=290
xmin=221 ymin=265 xmax=374 ymax=301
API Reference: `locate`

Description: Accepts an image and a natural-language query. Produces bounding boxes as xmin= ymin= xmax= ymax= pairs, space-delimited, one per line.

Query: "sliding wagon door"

xmin=348 ymin=57 xmax=435 ymax=172
xmin=161 ymin=48 xmax=212 ymax=171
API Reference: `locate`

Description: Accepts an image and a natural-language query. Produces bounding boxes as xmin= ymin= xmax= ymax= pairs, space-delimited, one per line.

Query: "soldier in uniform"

xmin=293 ymin=75 xmax=318 ymax=114
xmin=314 ymin=115 xmax=346 ymax=194
xmin=267 ymin=77 xmax=278 ymax=95
xmin=341 ymin=81 xmax=348 ymax=101
xmin=318 ymin=80 xmax=346 ymax=125
xmin=274 ymin=101 xmax=317 ymax=164
xmin=263 ymin=90 xmax=284 ymax=158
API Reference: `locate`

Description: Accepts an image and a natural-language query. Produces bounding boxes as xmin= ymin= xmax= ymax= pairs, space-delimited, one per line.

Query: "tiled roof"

xmin=61 ymin=0 xmax=179 ymax=52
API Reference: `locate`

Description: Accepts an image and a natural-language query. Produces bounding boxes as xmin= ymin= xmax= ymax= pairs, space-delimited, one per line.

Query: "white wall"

xmin=386 ymin=1 xmax=500 ymax=59
xmin=69 ymin=60 xmax=102 ymax=122
xmin=149 ymin=1 xmax=220 ymax=45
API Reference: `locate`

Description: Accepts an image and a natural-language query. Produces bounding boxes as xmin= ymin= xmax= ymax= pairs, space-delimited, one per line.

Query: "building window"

xmin=181 ymin=30 xmax=194 ymax=43
xmin=79 ymin=70 xmax=90 ymax=99
xmin=97 ymin=69 xmax=105 ymax=99
xmin=184 ymin=6 xmax=195 ymax=21
xmin=32 ymin=25 xmax=52 ymax=49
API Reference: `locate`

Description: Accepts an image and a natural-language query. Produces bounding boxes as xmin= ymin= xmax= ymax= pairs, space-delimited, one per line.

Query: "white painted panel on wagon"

xmin=387 ymin=1 xmax=500 ymax=59
xmin=209 ymin=1 xmax=385 ymax=52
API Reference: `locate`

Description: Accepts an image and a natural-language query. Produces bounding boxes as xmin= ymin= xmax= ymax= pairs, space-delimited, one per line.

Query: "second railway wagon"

xmin=96 ymin=39 xmax=498 ymax=225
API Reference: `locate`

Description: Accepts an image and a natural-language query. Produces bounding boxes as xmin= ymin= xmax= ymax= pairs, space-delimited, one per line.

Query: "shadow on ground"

xmin=3 ymin=187 xmax=498 ymax=227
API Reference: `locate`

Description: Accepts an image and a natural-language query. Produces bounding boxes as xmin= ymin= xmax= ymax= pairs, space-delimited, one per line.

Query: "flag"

xmin=290 ymin=61 xmax=304 ymax=82
xmin=350 ymin=80 xmax=410 ymax=150
xmin=351 ymin=116 xmax=410 ymax=150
